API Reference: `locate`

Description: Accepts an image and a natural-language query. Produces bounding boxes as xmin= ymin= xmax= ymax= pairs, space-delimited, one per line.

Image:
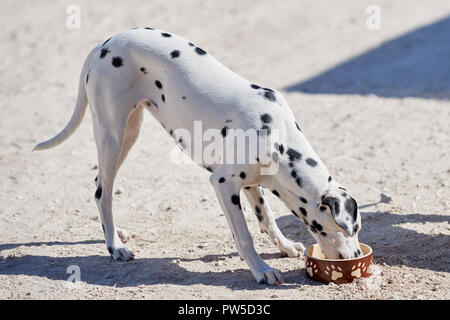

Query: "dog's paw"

xmin=107 ymin=245 xmax=135 ymax=261
xmin=278 ymin=240 xmax=306 ymax=258
xmin=252 ymin=265 xmax=284 ymax=285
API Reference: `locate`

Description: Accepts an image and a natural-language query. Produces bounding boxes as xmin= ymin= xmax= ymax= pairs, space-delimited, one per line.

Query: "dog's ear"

xmin=321 ymin=195 xmax=354 ymax=237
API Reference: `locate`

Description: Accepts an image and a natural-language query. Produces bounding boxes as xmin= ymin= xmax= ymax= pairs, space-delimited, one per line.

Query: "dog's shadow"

xmin=1 ymin=207 xmax=448 ymax=289
xmin=0 ymin=241 xmax=311 ymax=289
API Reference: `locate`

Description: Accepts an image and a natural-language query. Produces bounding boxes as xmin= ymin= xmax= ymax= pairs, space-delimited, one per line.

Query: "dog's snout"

xmin=338 ymin=248 xmax=362 ymax=260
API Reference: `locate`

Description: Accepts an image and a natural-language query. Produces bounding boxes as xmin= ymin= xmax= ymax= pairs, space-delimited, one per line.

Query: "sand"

xmin=0 ymin=0 xmax=449 ymax=300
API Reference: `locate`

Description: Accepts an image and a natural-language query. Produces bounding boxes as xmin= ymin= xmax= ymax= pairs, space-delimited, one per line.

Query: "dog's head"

xmin=305 ymin=184 xmax=362 ymax=259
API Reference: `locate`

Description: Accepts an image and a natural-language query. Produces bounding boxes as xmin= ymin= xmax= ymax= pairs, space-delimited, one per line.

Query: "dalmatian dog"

xmin=34 ymin=28 xmax=362 ymax=285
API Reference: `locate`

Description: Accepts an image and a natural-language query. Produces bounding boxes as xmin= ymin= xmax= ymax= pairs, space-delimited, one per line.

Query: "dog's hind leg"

xmin=114 ymin=104 xmax=144 ymax=244
xmin=243 ymin=186 xmax=305 ymax=258
xmin=117 ymin=104 xmax=144 ymax=170
xmin=91 ymin=97 xmax=137 ymax=261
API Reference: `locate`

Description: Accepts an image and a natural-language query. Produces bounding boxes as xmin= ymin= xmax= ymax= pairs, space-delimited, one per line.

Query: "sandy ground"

xmin=0 ymin=0 xmax=449 ymax=300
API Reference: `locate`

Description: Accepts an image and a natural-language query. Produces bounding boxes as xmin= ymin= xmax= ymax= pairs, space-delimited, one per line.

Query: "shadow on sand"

xmin=1 ymin=206 xmax=448 ymax=288
xmin=276 ymin=210 xmax=450 ymax=274
xmin=284 ymin=16 xmax=450 ymax=99
xmin=0 ymin=241 xmax=307 ymax=289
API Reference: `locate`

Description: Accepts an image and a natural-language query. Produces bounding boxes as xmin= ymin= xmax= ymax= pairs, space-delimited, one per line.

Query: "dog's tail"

xmin=33 ymin=46 xmax=98 ymax=151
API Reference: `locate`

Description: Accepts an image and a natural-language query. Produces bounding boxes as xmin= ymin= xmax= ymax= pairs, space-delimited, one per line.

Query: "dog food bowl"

xmin=304 ymin=243 xmax=373 ymax=284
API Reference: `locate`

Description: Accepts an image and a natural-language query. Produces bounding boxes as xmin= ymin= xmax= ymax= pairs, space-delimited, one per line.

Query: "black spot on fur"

xmin=112 ymin=56 xmax=123 ymax=67
xmin=86 ymin=72 xmax=90 ymax=84
xmin=291 ymin=170 xmax=297 ymax=178
xmin=319 ymin=206 xmax=327 ymax=211
xmin=182 ymin=96 xmax=186 ymax=100
xmin=263 ymin=90 xmax=276 ymax=102
xmin=225 ymin=119 xmax=232 ymax=123
xmin=300 ymin=197 xmax=307 ymax=204
xmin=244 ymin=186 xmax=251 ymax=190
xmin=345 ymin=197 xmax=358 ymax=222
xmin=101 ymin=37 xmax=111 ymax=47
xmin=291 ymin=210 xmax=299 ymax=218
xmin=289 ymin=162 xmax=295 ymax=168
xmin=140 ymin=67 xmax=147 ymax=74
xmin=303 ymin=218 xmax=309 ymax=225
xmin=255 ymin=205 xmax=261 ymax=215
xmin=219 ymin=177 xmax=226 ymax=183
xmin=95 ymin=175 xmax=98 ymax=182
xmin=195 ymin=47 xmax=207 ymax=55
xmin=221 ymin=126 xmax=228 ymax=137
xmin=107 ymin=247 xmax=113 ymax=255
xmin=272 ymin=190 xmax=280 ymax=198
xmin=102 ymin=224 xmax=105 ymax=234
xmin=338 ymin=186 xmax=347 ymax=191
xmin=278 ymin=144 xmax=284 ymax=154
xmin=95 ymin=186 xmax=102 ymax=199
xmin=312 ymin=220 xmax=323 ymax=232
xmin=100 ymin=48 xmax=109 ymax=58
xmin=161 ymin=32 xmax=172 ymax=37
xmin=259 ymin=197 xmax=264 ymax=205
xmin=295 ymin=121 xmax=302 ymax=132
xmin=321 ymin=232 xmax=327 ymax=237
xmin=256 ymin=213 xmax=263 ymax=222
xmin=161 ymin=94 xmax=165 ymax=102
xmin=205 ymin=166 xmax=213 ymax=172
xmin=250 ymin=84 xmax=261 ymax=89
xmin=306 ymin=158 xmax=318 ymax=167
xmin=145 ymin=27 xmax=154 ymax=30
xmin=188 ymin=42 xmax=195 ymax=47
xmin=328 ymin=176 xmax=332 ymax=182
xmin=239 ymin=172 xmax=246 ymax=179
xmin=354 ymin=224 xmax=359 ymax=234
xmin=322 ymin=197 xmax=340 ymax=217
xmin=299 ymin=207 xmax=307 ymax=216
xmin=287 ymin=148 xmax=302 ymax=161
xmin=231 ymin=194 xmax=241 ymax=209
xmin=170 ymin=50 xmax=180 ymax=58
xmin=260 ymin=113 xmax=272 ymax=124
xmin=295 ymin=177 xmax=303 ymax=188
xmin=155 ymin=80 xmax=163 ymax=89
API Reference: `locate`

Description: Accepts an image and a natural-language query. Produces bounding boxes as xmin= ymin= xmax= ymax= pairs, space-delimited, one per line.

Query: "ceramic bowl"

xmin=304 ymin=243 xmax=373 ymax=284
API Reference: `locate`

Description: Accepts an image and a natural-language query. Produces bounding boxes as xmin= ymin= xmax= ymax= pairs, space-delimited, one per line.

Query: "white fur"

xmin=34 ymin=28 xmax=361 ymax=285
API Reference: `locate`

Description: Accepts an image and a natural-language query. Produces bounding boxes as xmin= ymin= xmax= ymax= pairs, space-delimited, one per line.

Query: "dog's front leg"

xmin=210 ymin=169 xmax=283 ymax=285
xmin=243 ymin=186 xmax=305 ymax=258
